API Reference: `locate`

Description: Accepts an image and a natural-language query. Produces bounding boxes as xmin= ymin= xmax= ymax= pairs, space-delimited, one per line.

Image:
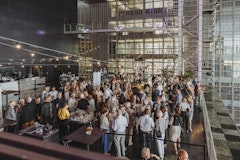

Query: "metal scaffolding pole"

xmin=178 ymin=0 xmax=184 ymax=75
xmin=198 ymin=0 xmax=203 ymax=81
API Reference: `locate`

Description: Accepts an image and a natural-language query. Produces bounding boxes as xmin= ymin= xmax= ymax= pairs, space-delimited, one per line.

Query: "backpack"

xmin=172 ymin=115 xmax=183 ymax=126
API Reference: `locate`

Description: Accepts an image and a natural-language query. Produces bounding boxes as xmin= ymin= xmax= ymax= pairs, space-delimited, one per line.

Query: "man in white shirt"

xmin=49 ymin=86 xmax=58 ymax=101
xmin=5 ymin=100 xmax=18 ymax=132
xmin=136 ymin=108 xmax=155 ymax=150
xmin=41 ymin=86 xmax=50 ymax=100
xmin=5 ymin=100 xmax=17 ymax=121
xmin=112 ymin=110 xmax=128 ymax=157
xmin=103 ymin=85 xmax=112 ymax=102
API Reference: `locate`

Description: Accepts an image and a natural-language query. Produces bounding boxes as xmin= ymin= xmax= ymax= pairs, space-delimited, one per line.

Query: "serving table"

xmin=19 ymin=124 xmax=59 ymax=143
xmin=66 ymin=125 xmax=105 ymax=151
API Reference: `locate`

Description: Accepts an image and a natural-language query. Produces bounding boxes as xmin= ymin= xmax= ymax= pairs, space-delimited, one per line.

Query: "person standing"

xmin=169 ymin=107 xmax=183 ymax=154
xmin=19 ymin=97 xmax=36 ymax=129
xmin=5 ymin=100 xmax=18 ymax=132
xmin=100 ymin=107 xmax=111 ymax=155
xmin=5 ymin=100 xmax=17 ymax=121
xmin=49 ymin=86 xmax=58 ymax=101
xmin=68 ymin=93 xmax=77 ymax=112
xmin=136 ymin=108 xmax=155 ymax=150
xmin=53 ymin=92 xmax=66 ymax=110
xmin=77 ymin=93 xmax=89 ymax=111
xmin=41 ymin=94 xmax=56 ymax=126
xmin=57 ymin=103 xmax=70 ymax=142
xmin=41 ymin=86 xmax=50 ymax=100
xmin=111 ymin=110 xmax=128 ymax=157
xmin=180 ymin=97 xmax=191 ymax=132
xmin=155 ymin=110 xmax=166 ymax=160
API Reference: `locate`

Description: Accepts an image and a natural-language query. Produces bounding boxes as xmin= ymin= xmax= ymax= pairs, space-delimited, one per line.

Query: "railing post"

xmin=204 ymin=143 xmax=207 ymax=160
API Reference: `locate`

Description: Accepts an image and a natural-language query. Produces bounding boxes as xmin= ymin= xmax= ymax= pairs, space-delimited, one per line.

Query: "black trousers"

xmin=58 ymin=119 xmax=69 ymax=140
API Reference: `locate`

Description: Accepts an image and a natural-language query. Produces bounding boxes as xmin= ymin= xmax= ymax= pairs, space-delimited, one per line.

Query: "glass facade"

xmin=65 ymin=0 xmax=240 ymax=125
xmin=66 ymin=0 xmax=199 ymax=80
xmin=213 ymin=0 xmax=240 ymax=125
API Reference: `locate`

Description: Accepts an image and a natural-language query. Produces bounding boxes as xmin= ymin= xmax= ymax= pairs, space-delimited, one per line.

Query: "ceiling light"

xmin=16 ymin=43 xmax=21 ymax=49
xmin=31 ymin=52 xmax=35 ymax=57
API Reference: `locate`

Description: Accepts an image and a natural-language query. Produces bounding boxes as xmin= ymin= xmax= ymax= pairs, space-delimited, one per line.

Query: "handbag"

xmin=155 ymin=130 xmax=162 ymax=138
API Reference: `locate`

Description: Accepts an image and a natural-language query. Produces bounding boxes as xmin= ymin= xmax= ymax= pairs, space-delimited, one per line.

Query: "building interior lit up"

xmin=0 ymin=0 xmax=239 ymax=159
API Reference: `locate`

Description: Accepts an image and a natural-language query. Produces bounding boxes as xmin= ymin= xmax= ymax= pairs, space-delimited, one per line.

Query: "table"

xmin=19 ymin=124 xmax=59 ymax=143
xmin=0 ymin=118 xmax=17 ymax=130
xmin=69 ymin=110 xmax=94 ymax=132
xmin=66 ymin=125 xmax=105 ymax=151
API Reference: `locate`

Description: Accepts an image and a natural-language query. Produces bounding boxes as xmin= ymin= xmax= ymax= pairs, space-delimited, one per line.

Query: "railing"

xmin=102 ymin=132 xmax=207 ymax=160
xmin=202 ymin=90 xmax=217 ymax=160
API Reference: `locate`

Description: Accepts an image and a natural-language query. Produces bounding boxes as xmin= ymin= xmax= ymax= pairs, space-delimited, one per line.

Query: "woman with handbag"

xmin=155 ymin=110 xmax=166 ymax=160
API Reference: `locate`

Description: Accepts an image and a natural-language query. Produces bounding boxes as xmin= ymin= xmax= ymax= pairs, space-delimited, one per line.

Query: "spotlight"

xmin=0 ymin=64 xmax=2 ymax=67
xmin=55 ymin=65 xmax=57 ymax=68
xmin=56 ymin=58 xmax=59 ymax=61
xmin=21 ymin=65 xmax=24 ymax=68
xmin=16 ymin=43 xmax=21 ymax=49
xmin=65 ymin=56 xmax=69 ymax=60
xmin=68 ymin=65 xmax=70 ymax=68
xmin=31 ymin=52 xmax=35 ymax=57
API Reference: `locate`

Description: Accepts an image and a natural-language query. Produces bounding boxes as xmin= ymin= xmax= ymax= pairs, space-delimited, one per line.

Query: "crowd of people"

xmin=4 ymin=74 xmax=202 ymax=159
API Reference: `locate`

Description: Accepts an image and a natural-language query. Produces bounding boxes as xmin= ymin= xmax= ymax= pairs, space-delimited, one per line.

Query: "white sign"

xmin=93 ymin=72 xmax=101 ymax=87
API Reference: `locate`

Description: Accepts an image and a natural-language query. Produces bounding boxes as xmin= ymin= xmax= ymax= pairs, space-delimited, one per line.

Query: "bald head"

xmin=177 ymin=149 xmax=189 ymax=160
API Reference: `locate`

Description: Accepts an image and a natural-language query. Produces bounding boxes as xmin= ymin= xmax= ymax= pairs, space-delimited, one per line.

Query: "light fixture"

xmin=16 ymin=43 xmax=21 ymax=49
xmin=56 ymin=58 xmax=59 ymax=61
xmin=31 ymin=52 xmax=35 ymax=57
xmin=21 ymin=65 xmax=24 ymax=68
xmin=55 ymin=65 xmax=57 ymax=68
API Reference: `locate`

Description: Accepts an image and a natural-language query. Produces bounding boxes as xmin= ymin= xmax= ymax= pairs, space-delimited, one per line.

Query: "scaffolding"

xmin=64 ymin=0 xmax=200 ymax=80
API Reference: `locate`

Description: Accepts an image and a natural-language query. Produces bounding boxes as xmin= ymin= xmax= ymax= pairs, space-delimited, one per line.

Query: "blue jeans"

xmin=142 ymin=131 xmax=152 ymax=150
xmin=102 ymin=133 xmax=111 ymax=154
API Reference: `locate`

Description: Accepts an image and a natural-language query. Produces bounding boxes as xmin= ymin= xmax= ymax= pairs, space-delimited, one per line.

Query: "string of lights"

xmin=0 ymin=35 xmax=109 ymax=65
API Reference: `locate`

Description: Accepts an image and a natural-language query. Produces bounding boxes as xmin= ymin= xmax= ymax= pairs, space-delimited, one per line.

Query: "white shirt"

xmin=137 ymin=114 xmax=154 ymax=132
xmin=68 ymin=98 xmax=76 ymax=112
xmin=49 ymin=90 xmax=58 ymax=100
xmin=100 ymin=114 xmax=110 ymax=132
xmin=181 ymin=102 xmax=190 ymax=112
xmin=112 ymin=114 xmax=128 ymax=133
xmin=103 ymin=89 xmax=112 ymax=102
xmin=5 ymin=105 xmax=17 ymax=121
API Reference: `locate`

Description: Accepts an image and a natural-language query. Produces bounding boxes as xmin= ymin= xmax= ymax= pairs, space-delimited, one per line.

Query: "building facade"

xmin=64 ymin=0 xmax=240 ymax=126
